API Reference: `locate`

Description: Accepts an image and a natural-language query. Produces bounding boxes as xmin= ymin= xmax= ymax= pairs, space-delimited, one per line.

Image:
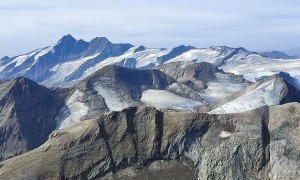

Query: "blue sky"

xmin=1 ymin=0 xmax=300 ymax=57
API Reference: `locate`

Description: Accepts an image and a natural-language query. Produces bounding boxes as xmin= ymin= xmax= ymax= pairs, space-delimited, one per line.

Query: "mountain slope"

xmin=0 ymin=77 xmax=64 ymax=160
xmin=55 ymin=64 xmax=206 ymax=129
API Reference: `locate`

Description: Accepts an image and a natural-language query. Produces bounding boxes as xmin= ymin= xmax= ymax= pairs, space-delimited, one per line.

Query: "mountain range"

xmin=1 ymin=35 xmax=300 ymax=179
xmin=2 ymin=35 xmax=300 ymax=87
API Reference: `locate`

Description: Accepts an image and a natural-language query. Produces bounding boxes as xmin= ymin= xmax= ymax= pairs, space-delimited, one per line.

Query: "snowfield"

xmin=226 ymin=58 xmax=300 ymax=83
xmin=94 ymin=83 xmax=132 ymax=111
xmin=141 ymin=89 xmax=203 ymax=110
xmin=209 ymin=78 xmax=286 ymax=114
xmin=44 ymin=53 xmax=100 ymax=85
xmin=56 ymin=90 xmax=89 ymax=129
xmin=199 ymin=73 xmax=248 ymax=101
xmin=167 ymin=48 xmax=231 ymax=65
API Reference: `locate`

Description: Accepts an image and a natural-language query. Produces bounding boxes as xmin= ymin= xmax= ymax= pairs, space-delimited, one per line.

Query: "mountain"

xmin=0 ymin=35 xmax=133 ymax=86
xmin=259 ymin=50 xmax=297 ymax=59
xmin=0 ymin=49 xmax=300 ymax=179
xmin=3 ymin=35 xmax=300 ymax=87
xmin=56 ymin=63 xmax=246 ymax=129
xmin=56 ymin=62 xmax=253 ymax=130
xmin=0 ymin=77 xmax=64 ymax=161
xmin=2 ymin=36 xmax=300 ymax=179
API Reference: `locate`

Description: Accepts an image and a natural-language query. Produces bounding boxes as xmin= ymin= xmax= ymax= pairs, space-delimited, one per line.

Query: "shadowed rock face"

xmin=0 ymin=106 xmax=271 ymax=179
xmin=0 ymin=77 xmax=64 ymax=161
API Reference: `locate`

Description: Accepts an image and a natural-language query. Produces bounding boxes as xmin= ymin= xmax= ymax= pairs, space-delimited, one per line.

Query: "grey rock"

xmin=0 ymin=77 xmax=64 ymax=161
xmin=0 ymin=106 xmax=272 ymax=179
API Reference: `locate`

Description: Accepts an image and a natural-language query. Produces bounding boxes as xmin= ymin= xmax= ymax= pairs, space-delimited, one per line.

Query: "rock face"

xmin=157 ymin=61 xmax=249 ymax=102
xmin=0 ymin=106 xmax=270 ymax=179
xmin=268 ymin=103 xmax=300 ymax=179
xmin=0 ymin=77 xmax=64 ymax=161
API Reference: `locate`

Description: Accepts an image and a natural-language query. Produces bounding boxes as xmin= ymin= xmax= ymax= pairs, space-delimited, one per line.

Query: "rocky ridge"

xmin=0 ymin=103 xmax=299 ymax=179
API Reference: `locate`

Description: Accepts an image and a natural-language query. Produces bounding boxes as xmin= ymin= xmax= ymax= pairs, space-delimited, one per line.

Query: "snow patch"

xmin=141 ymin=89 xmax=203 ymax=110
xmin=56 ymin=90 xmax=89 ymax=129
xmin=94 ymin=83 xmax=131 ymax=111
xmin=166 ymin=48 xmax=233 ymax=65
xmin=34 ymin=46 xmax=53 ymax=61
xmin=195 ymin=73 xmax=248 ymax=103
xmin=10 ymin=49 xmax=40 ymax=68
xmin=219 ymin=131 xmax=232 ymax=138
xmin=44 ymin=53 xmax=100 ymax=85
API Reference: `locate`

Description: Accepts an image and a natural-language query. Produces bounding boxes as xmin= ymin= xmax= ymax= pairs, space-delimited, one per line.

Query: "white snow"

xmin=134 ymin=48 xmax=170 ymax=68
xmin=219 ymin=131 xmax=233 ymax=138
xmin=199 ymin=73 xmax=248 ymax=101
xmin=209 ymin=78 xmax=285 ymax=114
xmin=167 ymin=49 xmax=221 ymax=64
xmin=81 ymin=48 xmax=136 ymax=79
xmin=10 ymin=49 xmax=41 ymax=68
xmin=80 ymin=47 xmax=170 ymax=80
xmin=34 ymin=46 xmax=53 ymax=61
xmin=56 ymin=90 xmax=89 ymax=129
xmin=44 ymin=53 xmax=100 ymax=85
xmin=225 ymin=58 xmax=300 ymax=83
xmin=94 ymin=83 xmax=131 ymax=111
xmin=141 ymin=89 xmax=203 ymax=110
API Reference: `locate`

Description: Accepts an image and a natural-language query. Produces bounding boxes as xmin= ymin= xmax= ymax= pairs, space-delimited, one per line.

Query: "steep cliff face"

xmin=268 ymin=103 xmax=300 ymax=179
xmin=0 ymin=77 xmax=64 ymax=161
xmin=0 ymin=106 xmax=271 ymax=179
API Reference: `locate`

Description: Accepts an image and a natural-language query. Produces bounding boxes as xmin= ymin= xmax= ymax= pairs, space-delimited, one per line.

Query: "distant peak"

xmin=175 ymin=45 xmax=195 ymax=49
xmin=63 ymin=34 xmax=74 ymax=39
xmin=90 ymin=37 xmax=110 ymax=44
xmin=133 ymin=45 xmax=146 ymax=53
xmin=1 ymin=56 xmax=10 ymax=61
xmin=57 ymin=34 xmax=77 ymax=44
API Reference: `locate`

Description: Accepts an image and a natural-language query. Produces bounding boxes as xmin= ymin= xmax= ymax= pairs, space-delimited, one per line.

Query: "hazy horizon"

xmin=1 ymin=0 xmax=300 ymax=57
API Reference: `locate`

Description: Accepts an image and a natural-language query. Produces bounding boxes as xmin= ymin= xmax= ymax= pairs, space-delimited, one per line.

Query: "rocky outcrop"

xmin=157 ymin=62 xmax=249 ymax=103
xmin=0 ymin=106 xmax=271 ymax=179
xmin=0 ymin=77 xmax=64 ymax=161
xmin=268 ymin=103 xmax=300 ymax=179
